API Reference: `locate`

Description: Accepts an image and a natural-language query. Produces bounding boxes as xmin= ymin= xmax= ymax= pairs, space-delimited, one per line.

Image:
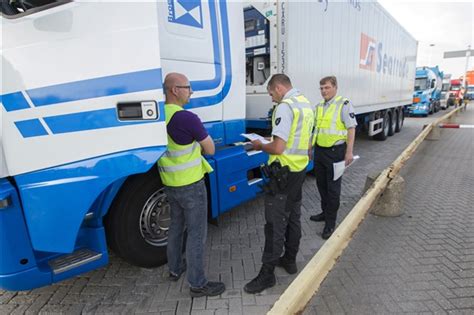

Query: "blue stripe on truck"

xmin=14 ymin=119 xmax=49 ymax=138
xmin=1 ymin=92 xmax=31 ymax=112
xmin=26 ymin=68 xmax=163 ymax=107
xmin=43 ymin=108 xmax=158 ymax=134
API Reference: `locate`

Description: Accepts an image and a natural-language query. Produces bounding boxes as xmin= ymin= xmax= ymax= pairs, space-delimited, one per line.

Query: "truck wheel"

xmin=105 ymin=167 xmax=170 ymax=267
xmin=374 ymin=111 xmax=389 ymax=141
xmin=395 ymin=109 xmax=404 ymax=132
xmin=388 ymin=111 xmax=396 ymax=136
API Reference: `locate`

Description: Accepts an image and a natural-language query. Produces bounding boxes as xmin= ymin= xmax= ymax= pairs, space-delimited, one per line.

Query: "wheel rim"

xmin=139 ymin=188 xmax=171 ymax=247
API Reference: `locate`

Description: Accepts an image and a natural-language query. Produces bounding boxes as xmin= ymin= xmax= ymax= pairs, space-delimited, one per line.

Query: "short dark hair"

xmin=267 ymin=74 xmax=292 ymax=89
xmin=320 ymin=76 xmax=337 ymax=87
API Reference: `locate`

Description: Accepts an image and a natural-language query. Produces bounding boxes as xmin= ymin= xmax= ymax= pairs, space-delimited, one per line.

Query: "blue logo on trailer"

xmin=168 ymin=0 xmax=203 ymax=28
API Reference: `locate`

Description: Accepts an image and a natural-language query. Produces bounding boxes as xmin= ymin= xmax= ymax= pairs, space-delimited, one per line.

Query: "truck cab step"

xmin=48 ymin=249 xmax=102 ymax=275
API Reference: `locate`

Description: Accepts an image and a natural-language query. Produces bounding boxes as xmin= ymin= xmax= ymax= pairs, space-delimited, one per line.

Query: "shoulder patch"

xmin=275 ymin=117 xmax=281 ymax=125
xmin=349 ymin=112 xmax=355 ymax=118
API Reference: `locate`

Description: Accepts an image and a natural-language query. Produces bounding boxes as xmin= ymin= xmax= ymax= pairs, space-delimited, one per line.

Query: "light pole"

xmin=463 ymin=45 xmax=471 ymax=89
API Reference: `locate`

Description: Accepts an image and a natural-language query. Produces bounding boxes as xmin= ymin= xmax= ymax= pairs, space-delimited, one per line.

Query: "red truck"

xmin=447 ymin=79 xmax=463 ymax=106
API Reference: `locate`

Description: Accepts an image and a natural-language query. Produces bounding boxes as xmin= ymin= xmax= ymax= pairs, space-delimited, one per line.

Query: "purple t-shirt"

xmin=167 ymin=110 xmax=209 ymax=145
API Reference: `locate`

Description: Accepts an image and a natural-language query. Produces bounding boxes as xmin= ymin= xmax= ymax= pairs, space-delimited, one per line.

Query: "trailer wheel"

xmin=105 ymin=167 xmax=169 ymax=267
xmin=395 ymin=109 xmax=404 ymax=133
xmin=388 ymin=111 xmax=396 ymax=136
xmin=374 ymin=111 xmax=390 ymax=141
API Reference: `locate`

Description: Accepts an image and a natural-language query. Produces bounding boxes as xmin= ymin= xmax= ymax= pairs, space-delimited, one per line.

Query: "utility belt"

xmin=260 ymin=161 xmax=290 ymax=195
xmin=315 ymin=142 xmax=346 ymax=150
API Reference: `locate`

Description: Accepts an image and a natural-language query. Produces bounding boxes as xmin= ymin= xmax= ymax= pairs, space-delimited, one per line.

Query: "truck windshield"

xmin=468 ymin=86 xmax=474 ymax=91
xmin=414 ymin=78 xmax=428 ymax=91
xmin=451 ymin=86 xmax=461 ymax=91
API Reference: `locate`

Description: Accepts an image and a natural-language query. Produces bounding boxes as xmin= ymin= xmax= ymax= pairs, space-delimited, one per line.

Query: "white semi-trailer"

xmin=245 ymin=1 xmax=417 ymax=140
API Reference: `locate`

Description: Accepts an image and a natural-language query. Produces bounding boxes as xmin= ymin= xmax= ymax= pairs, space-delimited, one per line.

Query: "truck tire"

xmin=374 ymin=111 xmax=390 ymax=141
xmin=105 ymin=167 xmax=170 ymax=268
xmin=395 ymin=109 xmax=404 ymax=133
xmin=388 ymin=111 xmax=396 ymax=136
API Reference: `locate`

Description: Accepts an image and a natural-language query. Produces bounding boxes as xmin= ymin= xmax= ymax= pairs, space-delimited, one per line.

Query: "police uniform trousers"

xmin=262 ymin=168 xmax=307 ymax=266
xmin=314 ymin=143 xmax=346 ymax=228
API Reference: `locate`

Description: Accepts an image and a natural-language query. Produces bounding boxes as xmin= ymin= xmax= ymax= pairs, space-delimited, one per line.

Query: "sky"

xmin=378 ymin=0 xmax=473 ymax=79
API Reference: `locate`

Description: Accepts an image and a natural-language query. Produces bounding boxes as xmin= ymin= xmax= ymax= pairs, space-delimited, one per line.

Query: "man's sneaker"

xmin=277 ymin=257 xmax=297 ymax=274
xmin=244 ymin=264 xmax=276 ymax=294
xmin=309 ymin=213 xmax=325 ymax=222
xmin=190 ymin=281 xmax=225 ymax=297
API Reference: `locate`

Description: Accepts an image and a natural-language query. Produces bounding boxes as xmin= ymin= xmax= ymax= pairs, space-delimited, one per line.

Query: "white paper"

xmin=241 ymin=133 xmax=270 ymax=144
xmin=333 ymin=155 xmax=360 ymax=181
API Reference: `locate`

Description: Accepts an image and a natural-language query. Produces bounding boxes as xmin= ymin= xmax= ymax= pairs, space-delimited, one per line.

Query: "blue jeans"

xmin=165 ymin=179 xmax=208 ymax=288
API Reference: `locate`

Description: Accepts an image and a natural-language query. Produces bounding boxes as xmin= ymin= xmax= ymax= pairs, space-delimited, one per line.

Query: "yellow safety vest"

xmin=314 ymin=96 xmax=348 ymax=147
xmin=268 ymin=94 xmax=314 ymax=172
xmin=158 ymin=104 xmax=213 ymax=187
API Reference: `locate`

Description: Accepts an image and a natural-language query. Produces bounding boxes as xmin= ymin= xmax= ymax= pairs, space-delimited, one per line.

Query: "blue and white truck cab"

xmin=409 ymin=66 xmax=443 ymax=117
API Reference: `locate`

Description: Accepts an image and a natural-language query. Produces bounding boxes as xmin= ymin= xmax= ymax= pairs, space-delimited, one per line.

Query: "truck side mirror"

xmin=431 ymin=80 xmax=435 ymax=88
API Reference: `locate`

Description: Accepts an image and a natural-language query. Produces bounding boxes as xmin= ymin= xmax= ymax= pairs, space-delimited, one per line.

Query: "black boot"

xmin=322 ymin=224 xmax=335 ymax=240
xmin=277 ymin=255 xmax=297 ymax=274
xmin=244 ymin=264 xmax=276 ymax=294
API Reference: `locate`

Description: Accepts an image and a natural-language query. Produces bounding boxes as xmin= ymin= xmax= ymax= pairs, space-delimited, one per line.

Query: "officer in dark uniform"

xmin=310 ymin=76 xmax=357 ymax=239
xmin=244 ymin=74 xmax=314 ymax=294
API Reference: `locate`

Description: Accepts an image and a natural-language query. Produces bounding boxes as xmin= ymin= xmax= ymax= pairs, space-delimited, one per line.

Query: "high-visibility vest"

xmin=158 ymin=104 xmax=213 ymax=187
xmin=314 ymin=95 xmax=348 ymax=147
xmin=268 ymin=94 xmax=314 ymax=172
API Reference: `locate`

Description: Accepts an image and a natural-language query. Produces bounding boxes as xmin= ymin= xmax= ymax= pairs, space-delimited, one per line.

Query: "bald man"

xmin=158 ymin=73 xmax=225 ymax=297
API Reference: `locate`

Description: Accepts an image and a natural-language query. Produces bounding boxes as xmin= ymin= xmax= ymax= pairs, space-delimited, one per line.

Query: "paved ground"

xmin=1 ymin=104 xmax=472 ymax=314
xmin=304 ymin=104 xmax=474 ymax=314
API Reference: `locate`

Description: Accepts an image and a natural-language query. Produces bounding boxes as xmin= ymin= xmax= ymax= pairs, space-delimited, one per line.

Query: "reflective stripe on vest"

xmin=268 ymin=94 xmax=314 ymax=172
xmin=158 ymin=104 xmax=213 ymax=187
xmin=314 ymin=96 xmax=348 ymax=147
xmin=162 ymin=142 xmax=200 ymax=158
xmin=158 ymin=156 xmax=202 ymax=173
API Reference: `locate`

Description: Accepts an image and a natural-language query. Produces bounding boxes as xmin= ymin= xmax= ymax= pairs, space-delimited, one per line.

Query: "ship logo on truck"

xmin=359 ymin=33 xmax=377 ymax=71
xmin=359 ymin=33 xmax=409 ymax=78
xmin=168 ymin=0 xmax=203 ymax=28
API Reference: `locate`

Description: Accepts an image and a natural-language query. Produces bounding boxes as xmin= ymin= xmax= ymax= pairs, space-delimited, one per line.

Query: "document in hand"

xmin=241 ymin=133 xmax=270 ymax=144
xmin=333 ymin=155 xmax=360 ymax=181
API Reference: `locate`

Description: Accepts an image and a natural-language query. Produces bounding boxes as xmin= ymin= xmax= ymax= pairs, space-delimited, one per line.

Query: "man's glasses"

xmin=176 ymin=85 xmax=192 ymax=90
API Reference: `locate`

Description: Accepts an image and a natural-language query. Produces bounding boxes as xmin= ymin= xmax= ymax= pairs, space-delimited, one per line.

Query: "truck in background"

xmin=440 ymin=73 xmax=452 ymax=110
xmin=409 ymin=66 xmax=443 ymax=116
xmin=448 ymin=79 xmax=464 ymax=106
xmin=1 ymin=0 xmax=416 ymax=291
xmin=465 ymin=70 xmax=474 ymax=100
